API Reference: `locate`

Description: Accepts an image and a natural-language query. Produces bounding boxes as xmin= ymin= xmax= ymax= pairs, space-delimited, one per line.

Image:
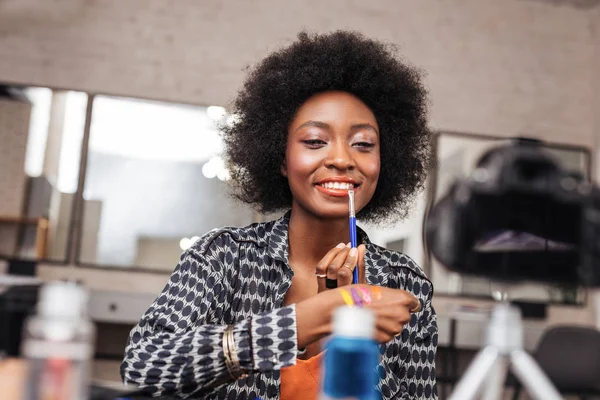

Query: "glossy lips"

xmin=315 ymin=177 xmax=360 ymax=197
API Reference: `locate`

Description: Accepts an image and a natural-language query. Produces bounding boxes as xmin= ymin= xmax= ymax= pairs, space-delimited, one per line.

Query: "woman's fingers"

xmin=374 ymin=319 xmax=409 ymax=343
xmin=314 ymin=243 xmax=375 ymax=291
xmin=364 ymin=287 xmax=423 ymax=343
xmin=336 ymin=244 xmax=365 ymax=286
xmin=326 ymin=246 xmax=351 ymax=281
xmin=407 ymin=295 xmax=421 ymax=313
xmin=376 ymin=320 xmax=406 ymax=338
xmin=315 ymin=243 xmax=347 ymax=276
xmin=316 ymin=243 xmax=347 ymax=292
xmin=336 ymin=247 xmax=358 ymax=287
xmin=374 ymin=286 xmax=421 ymax=313
xmin=372 ymin=307 xmax=412 ymax=343
xmin=392 ymin=291 xmax=421 ymax=314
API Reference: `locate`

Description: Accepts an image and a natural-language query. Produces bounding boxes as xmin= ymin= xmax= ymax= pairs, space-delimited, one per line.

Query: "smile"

xmin=314 ymin=178 xmax=361 ymax=197
xmin=318 ymin=182 xmax=355 ymax=190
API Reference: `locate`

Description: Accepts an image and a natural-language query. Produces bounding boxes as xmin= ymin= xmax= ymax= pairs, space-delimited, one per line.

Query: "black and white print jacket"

xmin=121 ymin=212 xmax=438 ymax=399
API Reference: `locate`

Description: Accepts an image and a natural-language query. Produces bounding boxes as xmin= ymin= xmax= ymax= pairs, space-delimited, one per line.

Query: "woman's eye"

xmin=302 ymin=139 xmax=326 ymax=147
xmin=353 ymin=142 xmax=375 ymax=149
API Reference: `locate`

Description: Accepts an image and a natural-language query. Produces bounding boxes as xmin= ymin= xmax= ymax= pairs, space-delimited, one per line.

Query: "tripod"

xmin=448 ymin=301 xmax=563 ymax=400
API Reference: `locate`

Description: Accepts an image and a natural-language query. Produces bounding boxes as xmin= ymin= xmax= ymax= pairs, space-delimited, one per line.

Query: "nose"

xmin=324 ymin=141 xmax=354 ymax=171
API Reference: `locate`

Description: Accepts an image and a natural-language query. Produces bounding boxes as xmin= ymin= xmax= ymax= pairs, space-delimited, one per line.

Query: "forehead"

xmin=291 ymin=91 xmax=378 ymax=128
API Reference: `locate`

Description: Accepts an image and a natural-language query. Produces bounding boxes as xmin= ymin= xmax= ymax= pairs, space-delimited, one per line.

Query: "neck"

xmin=287 ymin=207 xmax=351 ymax=272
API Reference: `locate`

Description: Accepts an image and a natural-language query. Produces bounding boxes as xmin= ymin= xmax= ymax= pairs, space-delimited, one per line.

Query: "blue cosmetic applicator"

xmin=348 ymin=189 xmax=358 ymax=284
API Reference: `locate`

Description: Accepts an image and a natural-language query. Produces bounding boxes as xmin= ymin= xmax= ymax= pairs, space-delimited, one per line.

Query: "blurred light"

xmin=211 ymin=156 xmax=224 ymax=169
xmin=217 ymin=168 xmax=230 ymax=181
xmin=207 ymin=106 xmax=227 ymax=121
xmin=202 ymin=156 xmax=230 ymax=181
xmin=202 ymin=162 xmax=217 ymax=179
xmin=179 ymin=236 xmax=200 ymax=251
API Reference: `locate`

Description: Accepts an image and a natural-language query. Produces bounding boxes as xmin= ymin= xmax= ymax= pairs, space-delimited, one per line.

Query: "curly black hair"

xmin=222 ymin=30 xmax=433 ymax=223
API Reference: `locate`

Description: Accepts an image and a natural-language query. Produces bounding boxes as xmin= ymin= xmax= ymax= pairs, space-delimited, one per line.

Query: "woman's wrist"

xmin=296 ymin=288 xmax=345 ymax=348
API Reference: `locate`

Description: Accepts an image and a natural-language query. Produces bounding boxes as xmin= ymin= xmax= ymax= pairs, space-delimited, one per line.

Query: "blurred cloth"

xmin=280 ymin=352 xmax=324 ymax=400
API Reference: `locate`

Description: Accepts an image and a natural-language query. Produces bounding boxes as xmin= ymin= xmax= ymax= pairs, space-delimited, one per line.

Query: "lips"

xmin=319 ymin=181 xmax=355 ymax=190
xmin=314 ymin=177 xmax=360 ymax=197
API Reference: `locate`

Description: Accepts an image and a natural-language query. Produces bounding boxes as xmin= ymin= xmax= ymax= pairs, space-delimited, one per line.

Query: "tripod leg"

xmin=482 ymin=357 xmax=509 ymax=400
xmin=510 ymin=350 xmax=563 ymax=400
xmin=448 ymin=347 xmax=500 ymax=400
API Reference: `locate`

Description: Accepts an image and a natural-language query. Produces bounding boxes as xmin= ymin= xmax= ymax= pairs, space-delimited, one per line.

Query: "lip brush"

xmin=348 ymin=189 xmax=358 ymax=284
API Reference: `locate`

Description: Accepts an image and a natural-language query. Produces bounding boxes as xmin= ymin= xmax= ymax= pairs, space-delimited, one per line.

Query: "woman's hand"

xmin=296 ymin=284 xmax=421 ymax=348
xmin=315 ymin=243 xmax=367 ymax=292
xmin=360 ymin=285 xmax=421 ymax=343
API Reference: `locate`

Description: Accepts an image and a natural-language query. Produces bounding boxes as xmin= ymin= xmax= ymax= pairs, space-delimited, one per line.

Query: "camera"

xmin=425 ymin=138 xmax=600 ymax=286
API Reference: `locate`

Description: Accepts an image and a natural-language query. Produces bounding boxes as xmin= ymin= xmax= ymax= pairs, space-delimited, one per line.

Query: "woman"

xmin=121 ymin=31 xmax=437 ymax=400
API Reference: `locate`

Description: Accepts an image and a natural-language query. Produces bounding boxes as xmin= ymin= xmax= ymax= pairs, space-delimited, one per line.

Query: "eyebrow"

xmin=294 ymin=120 xmax=379 ymax=135
xmin=350 ymin=123 xmax=379 ymax=135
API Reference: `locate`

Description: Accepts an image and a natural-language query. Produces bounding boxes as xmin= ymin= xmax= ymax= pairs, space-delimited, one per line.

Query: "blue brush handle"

xmin=350 ymin=216 xmax=358 ymax=284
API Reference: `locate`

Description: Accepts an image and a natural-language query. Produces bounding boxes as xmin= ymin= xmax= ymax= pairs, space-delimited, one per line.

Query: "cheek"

xmin=285 ymin=148 xmax=321 ymax=180
xmin=364 ymin=155 xmax=381 ymax=186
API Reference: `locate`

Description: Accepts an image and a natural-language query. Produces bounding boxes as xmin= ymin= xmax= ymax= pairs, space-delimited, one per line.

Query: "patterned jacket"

xmin=121 ymin=213 xmax=438 ymax=399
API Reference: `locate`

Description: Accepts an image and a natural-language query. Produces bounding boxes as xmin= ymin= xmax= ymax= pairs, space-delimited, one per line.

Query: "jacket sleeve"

xmin=398 ymin=292 xmax=439 ymax=400
xmin=120 ymin=231 xmax=299 ymax=398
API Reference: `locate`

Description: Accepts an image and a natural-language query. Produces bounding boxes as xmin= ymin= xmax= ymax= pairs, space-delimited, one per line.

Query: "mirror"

xmin=79 ymin=95 xmax=253 ymax=270
xmin=427 ymin=131 xmax=590 ymax=305
xmin=0 ymin=85 xmax=256 ymax=270
xmin=0 ymin=86 xmax=86 ymax=263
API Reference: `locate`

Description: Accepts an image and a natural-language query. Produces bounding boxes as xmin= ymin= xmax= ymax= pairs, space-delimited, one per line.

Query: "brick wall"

xmin=0 ymin=0 xmax=597 ymax=149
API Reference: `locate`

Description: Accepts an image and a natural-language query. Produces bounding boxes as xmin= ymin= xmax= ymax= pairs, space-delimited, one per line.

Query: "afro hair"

xmin=222 ymin=30 xmax=433 ymax=223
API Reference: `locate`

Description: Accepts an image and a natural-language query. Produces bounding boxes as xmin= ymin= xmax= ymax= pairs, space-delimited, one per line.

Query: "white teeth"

xmin=320 ymin=182 xmax=354 ymax=190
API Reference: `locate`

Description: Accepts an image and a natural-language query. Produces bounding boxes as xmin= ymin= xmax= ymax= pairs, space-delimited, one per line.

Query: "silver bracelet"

xmin=223 ymin=325 xmax=248 ymax=380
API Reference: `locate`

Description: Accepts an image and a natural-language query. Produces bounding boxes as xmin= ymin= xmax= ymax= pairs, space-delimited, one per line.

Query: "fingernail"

xmin=349 ymin=247 xmax=357 ymax=256
xmin=346 ymin=242 xmax=351 ymax=248
xmin=336 ymin=243 xmax=345 ymax=248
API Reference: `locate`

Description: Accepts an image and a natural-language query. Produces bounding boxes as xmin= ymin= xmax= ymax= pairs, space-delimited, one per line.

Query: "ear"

xmin=280 ymin=159 xmax=288 ymax=177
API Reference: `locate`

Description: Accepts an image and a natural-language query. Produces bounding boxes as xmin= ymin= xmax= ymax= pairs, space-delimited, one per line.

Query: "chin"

xmin=311 ymin=203 xmax=351 ymax=220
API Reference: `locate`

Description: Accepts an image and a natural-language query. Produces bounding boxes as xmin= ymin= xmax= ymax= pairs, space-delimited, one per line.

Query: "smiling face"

xmin=282 ymin=91 xmax=381 ymax=220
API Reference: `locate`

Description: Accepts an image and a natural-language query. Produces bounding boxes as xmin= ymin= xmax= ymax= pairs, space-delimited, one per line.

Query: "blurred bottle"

xmin=320 ymin=306 xmax=380 ymax=400
xmin=21 ymin=281 xmax=96 ymax=400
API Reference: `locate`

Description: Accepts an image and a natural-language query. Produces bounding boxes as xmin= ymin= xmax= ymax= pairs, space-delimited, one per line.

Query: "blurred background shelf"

xmin=0 ymin=215 xmax=49 ymax=259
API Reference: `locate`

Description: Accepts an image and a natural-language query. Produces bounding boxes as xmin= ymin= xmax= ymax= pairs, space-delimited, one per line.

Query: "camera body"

xmin=426 ymin=141 xmax=600 ymax=286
